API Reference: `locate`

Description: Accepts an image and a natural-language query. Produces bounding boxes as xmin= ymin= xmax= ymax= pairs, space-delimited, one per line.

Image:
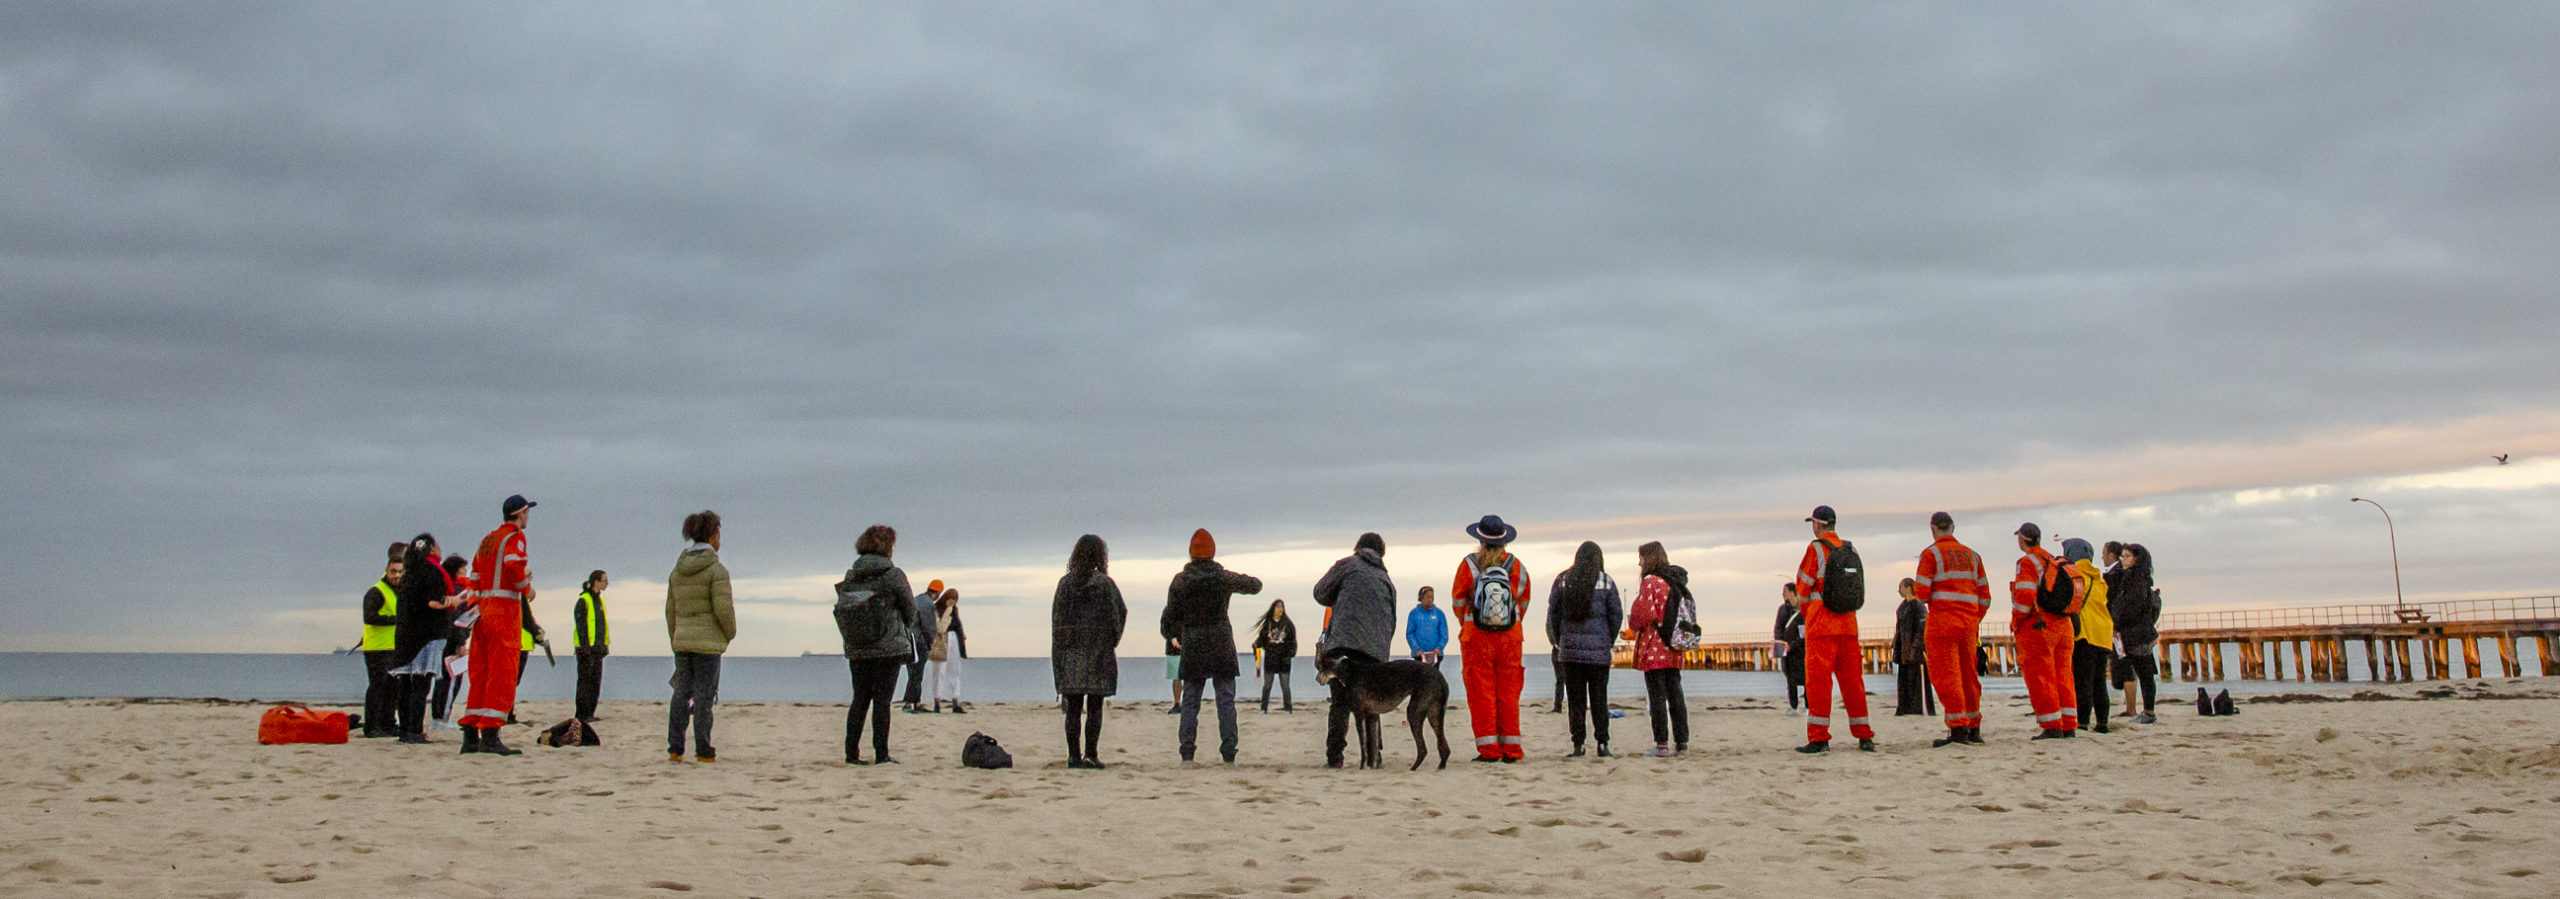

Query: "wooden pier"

xmin=1613 ymin=595 xmax=2560 ymax=683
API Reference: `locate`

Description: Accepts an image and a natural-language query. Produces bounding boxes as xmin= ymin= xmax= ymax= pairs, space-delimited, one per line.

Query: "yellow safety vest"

xmin=575 ymin=590 xmax=608 ymax=648
xmin=360 ymin=580 xmax=398 ymax=651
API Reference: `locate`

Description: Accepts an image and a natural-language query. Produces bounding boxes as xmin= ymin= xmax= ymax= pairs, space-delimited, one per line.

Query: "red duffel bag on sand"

xmin=259 ymin=705 xmax=351 ymax=745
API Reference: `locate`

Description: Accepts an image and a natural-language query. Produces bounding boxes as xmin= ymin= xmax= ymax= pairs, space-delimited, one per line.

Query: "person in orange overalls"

xmin=459 ymin=494 xmax=537 ymax=756
xmin=1793 ymin=505 xmax=1874 ymax=753
xmin=1913 ymin=512 xmax=1991 ymax=747
xmin=1452 ymin=515 xmax=1530 ymax=762
xmin=2010 ymin=522 xmax=2079 ymax=740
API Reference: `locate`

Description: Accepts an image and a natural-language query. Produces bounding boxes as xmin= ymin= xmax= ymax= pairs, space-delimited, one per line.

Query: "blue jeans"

xmin=1178 ymin=676 xmax=1237 ymax=761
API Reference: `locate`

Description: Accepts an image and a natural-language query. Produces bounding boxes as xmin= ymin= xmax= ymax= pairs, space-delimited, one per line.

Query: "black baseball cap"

xmin=1806 ymin=505 xmax=1837 ymax=525
xmin=1929 ymin=511 xmax=1954 ymax=529
xmin=503 ymin=494 xmax=538 ymax=517
xmin=2014 ymin=522 xmax=2041 ymax=542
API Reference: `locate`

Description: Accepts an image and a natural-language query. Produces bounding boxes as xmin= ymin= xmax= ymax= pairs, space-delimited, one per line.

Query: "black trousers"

xmin=1560 ymin=661 xmax=1611 ymax=748
xmin=667 ymin=652 xmax=721 ymax=757
xmin=396 ymin=672 xmax=431 ymax=737
xmin=2124 ymin=651 xmax=2160 ymax=712
xmin=901 ymin=656 xmax=927 ymax=705
xmin=1260 ymin=662 xmax=1293 ymax=711
xmin=1643 ymin=668 xmax=1689 ymax=747
xmin=573 ymin=646 xmax=607 ymax=720
xmin=362 ymin=650 xmax=398 ymax=735
xmin=847 ymin=656 xmax=902 ymax=761
xmin=1783 ymin=649 xmax=1807 ymax=709
xmin=1061 ymin=692 xmax=1104 ymax=761
xmin=2072 ymin=642 xmax=2114 ymax=729
xmin=430 ymin=663 xmax=455 ymax=720
xmin=1894 ymin=657 xmax=1935 ymax=716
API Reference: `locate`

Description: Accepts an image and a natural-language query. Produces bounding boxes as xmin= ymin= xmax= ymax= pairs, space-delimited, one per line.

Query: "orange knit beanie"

xmin=1188 ymin=528 xmax=1216 ymax=559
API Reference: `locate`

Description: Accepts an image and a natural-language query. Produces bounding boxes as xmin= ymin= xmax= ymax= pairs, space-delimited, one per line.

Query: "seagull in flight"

xmin=2493 ymin=454 xmax=2510 ymax=465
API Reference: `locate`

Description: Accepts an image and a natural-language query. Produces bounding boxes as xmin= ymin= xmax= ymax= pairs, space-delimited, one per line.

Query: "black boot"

xmin=1963 ymin=726 xmax=1985 ymax=745
xmin=460 ymin=726 xmax=482 ymax=754
xmin=1795 ymin=741 xmax=1829 ymax=754
xmin=478 ymin=726 xmax=522 ymax=756
xmin=1932 ymin=727 xmax=1964 ymax=748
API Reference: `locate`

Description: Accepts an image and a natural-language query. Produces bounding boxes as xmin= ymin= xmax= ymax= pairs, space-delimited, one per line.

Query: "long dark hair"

xmin=1636 ymin=541 xmax=1669 ymax=579
xmin=1559 ymin=541 xmax=1604 ymax=621
xmin=1263 ymin=599 xmax=1290 ymax=626
xmin=1067 ymin=534 xmax=1108 ymax=579
xmin=402 ymin=533 xmax=438 ymax=572
xmin=2124 ymin=543 xmax=2153 ymax=576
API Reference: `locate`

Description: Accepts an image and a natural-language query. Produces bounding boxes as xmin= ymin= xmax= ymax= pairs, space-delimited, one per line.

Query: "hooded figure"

xmin=1313 ymin=532 xmax=1398 ymax=663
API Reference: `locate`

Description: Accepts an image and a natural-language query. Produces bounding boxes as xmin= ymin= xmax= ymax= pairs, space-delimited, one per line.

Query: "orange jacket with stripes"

xmin=2009 ymin=544 xmax=2062 ymax=631
xmin=1912 ymin=535 xmax=1991 ymax=627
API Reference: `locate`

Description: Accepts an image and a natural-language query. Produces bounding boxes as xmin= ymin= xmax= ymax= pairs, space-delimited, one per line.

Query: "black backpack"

xmin=961 ymin=732 xmax=1013 ymax=769
xmin=2034 ymin=560 xmax=2080 ymax=616
xmin=834 ymin=581 xmax=892 ymax=652
xmin=1819 ymin=540 xmax=1865 ymax=614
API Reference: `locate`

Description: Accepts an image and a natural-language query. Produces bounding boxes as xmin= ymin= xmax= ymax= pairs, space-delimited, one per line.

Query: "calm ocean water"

xmin=0 ymin=650 xmax=2373 ymax=706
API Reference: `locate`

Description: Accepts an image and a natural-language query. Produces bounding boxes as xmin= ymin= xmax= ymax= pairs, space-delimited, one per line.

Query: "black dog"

xmin=1315 ymin=649 xmax=1451 ymax=770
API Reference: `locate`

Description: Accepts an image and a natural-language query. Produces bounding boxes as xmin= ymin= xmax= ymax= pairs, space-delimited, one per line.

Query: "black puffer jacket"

xmin=2108 ymin=564 xmax=2160 ymax=651
xmin=1051 ymin=573 xmax=1126 ymax=696
xmin=1160 ymin=559 xmax=1262 ymax=681
xmin=392 ymin=559 xmax=453 ymax=668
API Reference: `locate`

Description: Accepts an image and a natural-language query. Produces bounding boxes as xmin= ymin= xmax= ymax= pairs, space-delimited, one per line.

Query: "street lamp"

xmin=2348 ymin=497 xmax=2406 ymax=610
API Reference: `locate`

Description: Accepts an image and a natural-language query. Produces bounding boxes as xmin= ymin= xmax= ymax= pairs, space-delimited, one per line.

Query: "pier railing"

xmin=1617 ymin=594 xmax=2560 ymax=683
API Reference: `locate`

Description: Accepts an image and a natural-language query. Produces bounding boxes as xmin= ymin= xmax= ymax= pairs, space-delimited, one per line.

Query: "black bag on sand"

xmin=962 ymin=731 xmax=1013 ymax=769
xmin=538 ymin=718 xmax=601 ymax=747
xmin=2196 ymin=687 xmax=2214 ymax=717
xmin=2212 ymin=690 xmax=2237 ymax=716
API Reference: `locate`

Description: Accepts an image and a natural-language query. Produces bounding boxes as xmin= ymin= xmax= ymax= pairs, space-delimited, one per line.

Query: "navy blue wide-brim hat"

xmin=1464 ymin=514 xmax=1517 ymax=545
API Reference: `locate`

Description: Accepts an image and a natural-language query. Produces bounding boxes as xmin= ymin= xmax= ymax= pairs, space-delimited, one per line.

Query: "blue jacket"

xmin=1405 ymin=605 xmax=1449 ymax=655
xmin=1544 ymin=571 xmax=1624 ymax=666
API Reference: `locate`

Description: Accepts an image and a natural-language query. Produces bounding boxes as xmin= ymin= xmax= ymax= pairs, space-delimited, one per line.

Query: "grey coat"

xmin=834 ymin=554 xmax=917 ymax=661
xmin=1160 ymin=558 xmax=1262 ymax=681
xmin=1050 ymin=573 xmax=1127 ymax=696
xmin=1544 ymin=571 xmax=1623 ymax=666
xmin=1313 ymin=547 xmax=1397 ymax=661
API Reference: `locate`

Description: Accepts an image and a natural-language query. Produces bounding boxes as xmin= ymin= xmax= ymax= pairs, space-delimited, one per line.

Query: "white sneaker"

xmin=1785 ymin=708 xmax=1804 ymax=717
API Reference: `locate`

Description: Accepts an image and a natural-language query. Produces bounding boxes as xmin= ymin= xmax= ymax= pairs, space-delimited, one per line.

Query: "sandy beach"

xmin=4 ymin=680 xmax=2557 ymax=898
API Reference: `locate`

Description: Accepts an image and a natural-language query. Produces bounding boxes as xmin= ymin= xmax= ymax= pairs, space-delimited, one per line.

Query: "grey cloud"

xmin=4 ymin=2 xmax=2558 ymax=649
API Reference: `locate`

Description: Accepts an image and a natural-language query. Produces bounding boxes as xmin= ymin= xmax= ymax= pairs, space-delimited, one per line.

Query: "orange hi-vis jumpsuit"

xmin=1453 ymin=553 xmax=1530 ymax=760
xmin=459 ymin=522 xmax=529 ymax=730
xmin=2010 ymin=545 xmax=2078 ymax=733
xmin=1913 ymin=535 xmax=1991 ymax=730
xmin=1795 ymin=533 xmax=1872 ymax=744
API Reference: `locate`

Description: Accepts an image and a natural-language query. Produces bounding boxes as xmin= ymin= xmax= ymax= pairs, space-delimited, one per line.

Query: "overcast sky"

xmin=5 ymin=3 xmax=2558 ymax=657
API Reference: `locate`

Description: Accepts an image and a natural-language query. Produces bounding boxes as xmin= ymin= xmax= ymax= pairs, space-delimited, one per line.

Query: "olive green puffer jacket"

xmin=666 ymin=546 xmax=736 ymax=655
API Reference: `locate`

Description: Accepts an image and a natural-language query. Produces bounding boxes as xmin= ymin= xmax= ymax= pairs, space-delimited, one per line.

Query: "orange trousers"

xmin=2014 ymin=615 xmax=2078 ymax=732
xmin=1460 ymin=637 xmax=1524 ymax=759
xmin=458 ymin=600 xmax=522 ymax=729
xmin=1924 ymin=615 xmax=1983 ymax=728
xmin=1803 ymin=635 xmax=1873 ymax=743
